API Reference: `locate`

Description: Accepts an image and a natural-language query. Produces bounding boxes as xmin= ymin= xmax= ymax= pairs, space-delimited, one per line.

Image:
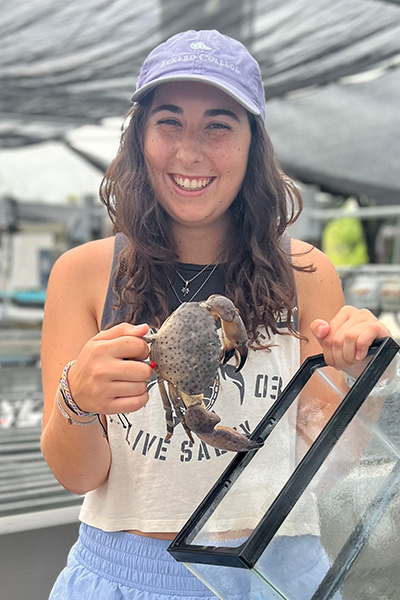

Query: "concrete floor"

xmin=0 ymin=521 xmax=80 ymax=600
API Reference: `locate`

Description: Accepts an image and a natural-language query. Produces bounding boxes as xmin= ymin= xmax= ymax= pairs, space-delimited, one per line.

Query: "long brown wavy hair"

xmin=100 ymin=90 xmax=312 ymax=346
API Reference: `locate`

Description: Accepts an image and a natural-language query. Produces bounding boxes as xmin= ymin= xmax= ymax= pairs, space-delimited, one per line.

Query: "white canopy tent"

xmin=0 ymin=141 xmax=104 ymax=204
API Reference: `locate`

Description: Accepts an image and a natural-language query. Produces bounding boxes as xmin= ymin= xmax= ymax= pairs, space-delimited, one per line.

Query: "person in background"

xmin=41 ymin=29 xmax=390 ymax=600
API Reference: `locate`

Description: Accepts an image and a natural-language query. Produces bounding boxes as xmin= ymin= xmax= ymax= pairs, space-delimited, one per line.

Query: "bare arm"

xmin=294 ymin=240 xmax=391 ymax=445
xmin=40 ymin=238 xmax=153 ymax=494
xmin=295 ymin=240 xmax=346 ymax=366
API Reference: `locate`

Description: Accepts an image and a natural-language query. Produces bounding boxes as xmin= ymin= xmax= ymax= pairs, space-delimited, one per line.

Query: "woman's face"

xmin=144 ymin=81 xmax=251 ymax=231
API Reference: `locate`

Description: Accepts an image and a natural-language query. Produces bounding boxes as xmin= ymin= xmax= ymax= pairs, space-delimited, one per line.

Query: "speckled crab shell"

xmin=149 ymin=302 xmax=222 ymax=396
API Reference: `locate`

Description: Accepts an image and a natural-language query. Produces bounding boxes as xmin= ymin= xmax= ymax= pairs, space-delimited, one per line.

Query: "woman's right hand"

xmin=67 ymin=322 xmax=153 ymax=416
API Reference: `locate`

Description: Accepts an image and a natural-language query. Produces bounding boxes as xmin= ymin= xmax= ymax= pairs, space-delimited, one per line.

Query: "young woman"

xmin=41 ymin=30 xmax=390 ymax=600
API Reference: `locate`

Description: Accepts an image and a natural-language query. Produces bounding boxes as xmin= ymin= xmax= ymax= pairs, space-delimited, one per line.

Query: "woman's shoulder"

xmin=290 ymin=238 xmax=338 ymax=274
xmin=290 ymin=238 xmax=345 ymax=331
xmin=47 ymin=236 xmax=117 ymax=325
xmin=52 ymin=236 xmax=115 ymax=277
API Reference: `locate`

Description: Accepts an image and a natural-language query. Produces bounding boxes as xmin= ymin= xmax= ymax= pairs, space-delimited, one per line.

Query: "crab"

xmin=144 ymin=294 xmax=263 ymax=452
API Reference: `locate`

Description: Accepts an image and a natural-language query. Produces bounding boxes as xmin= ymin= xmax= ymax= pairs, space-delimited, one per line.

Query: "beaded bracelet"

xmin=56 ymin=392 xmax=98 ymax=426
xmin=60 ymin=360 xmax=96 ymax=418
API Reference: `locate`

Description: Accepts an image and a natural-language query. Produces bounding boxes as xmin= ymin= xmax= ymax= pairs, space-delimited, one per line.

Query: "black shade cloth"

xmin=1 ymin=0 xmax=399 ymax=204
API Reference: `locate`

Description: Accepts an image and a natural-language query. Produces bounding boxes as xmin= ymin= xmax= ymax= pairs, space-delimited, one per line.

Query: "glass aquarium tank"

xmin=168 ymin=337 xmax=400 ymax=600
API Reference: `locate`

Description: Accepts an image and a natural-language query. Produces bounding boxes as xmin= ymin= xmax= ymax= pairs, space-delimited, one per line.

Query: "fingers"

xmin=107 ymin=380 xmax=149 ymax=398
xmin=310 ymin=319 xmax=330 ymax=341
xmin=111 ymin=393 xmax=150 ymax=414
xmin=311 ymin=306 xmax=391 ymax=370
xmin=101 ymin=383 xmax=151 ymax=415
xmin=98 ymin=322 xmax=150 ymax=340
xmin=348 ymin=320 xmax=390 ymax=362
xmin=110 ymin=336 xmax=150 ymax=360
xmin=92 ymin=323 xmax=150 ymax=361
xmin=111 ymin=359 xmax=154 ymax=381
xmin=67 ymin=322 xmax=155 ymax=415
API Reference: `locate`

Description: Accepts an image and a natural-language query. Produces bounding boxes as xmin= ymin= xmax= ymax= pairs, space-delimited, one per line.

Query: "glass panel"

xmin=183 ymin=352 xmax=400 ymax=600
xmin=184 ymin=562 xmax=287 ymax=599
xmin=189 ymin=363 xmax=363 ymax=547
xmin=252 ymin=354 xmax=400 ymax=600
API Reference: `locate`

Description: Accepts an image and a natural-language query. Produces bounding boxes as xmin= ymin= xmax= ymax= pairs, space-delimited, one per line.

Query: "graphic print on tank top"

xmin=107 ymin=321 xmax=296 ymax=465
xmin=103 ymin=233 xmax=299 ymax=464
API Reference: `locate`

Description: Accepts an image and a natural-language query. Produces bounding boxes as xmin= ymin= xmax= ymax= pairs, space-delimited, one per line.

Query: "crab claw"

xmin=201 ymin=295 xmax=248 ymax=372
xmin=222 ymin=343 xmax=248 ymax=372
xmin=184 ymin=403 xmax=221 ymax=434
xmin=197 ymin=427 xmax=263 ymax=453
xmin=182 ymin=395 xmax=263 ymax=453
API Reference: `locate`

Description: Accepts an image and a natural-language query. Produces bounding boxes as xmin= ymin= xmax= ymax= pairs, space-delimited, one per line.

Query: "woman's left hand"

xmin=310 ymin=305 xmax=391 ymax=371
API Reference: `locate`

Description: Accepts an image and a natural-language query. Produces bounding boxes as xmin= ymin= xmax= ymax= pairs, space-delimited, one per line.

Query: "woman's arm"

xmin=294 ymin=239 xmax=390 ymax=370
xmin=40 ymin=238 xmax=152 ymax=494
xmin=293 ymin=240 xmax=391 ymax=445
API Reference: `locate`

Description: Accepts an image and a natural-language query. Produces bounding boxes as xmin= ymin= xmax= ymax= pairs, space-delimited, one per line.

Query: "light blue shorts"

xmin=49 ymin=523 xmax=216 ymax=600
xmin=49 ymin=523 xmax=341 ymax=599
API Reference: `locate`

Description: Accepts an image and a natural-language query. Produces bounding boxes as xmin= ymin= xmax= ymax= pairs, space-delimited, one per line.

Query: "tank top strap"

xmin=101 ymin=233 xmax=129 ymax=329
xmin=278 ymin=233 xmax=299 ymax=332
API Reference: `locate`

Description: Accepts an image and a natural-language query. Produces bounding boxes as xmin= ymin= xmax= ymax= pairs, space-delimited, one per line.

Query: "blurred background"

xmin=0 ymin=0 xmax=400 ymax=598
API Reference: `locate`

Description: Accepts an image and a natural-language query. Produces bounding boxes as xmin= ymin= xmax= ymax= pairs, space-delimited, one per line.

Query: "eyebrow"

xmin=151 ymin=104 xmax=182 ymax=115
xmin=204 ymin=108 xmax=240 ymax=122
xmin=151 ymin=104 xmax=241 ymax=122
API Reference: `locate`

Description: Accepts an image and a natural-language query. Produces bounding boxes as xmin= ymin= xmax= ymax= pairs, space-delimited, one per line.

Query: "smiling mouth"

xmin=171 ymin=175 xmax=214 ymax=190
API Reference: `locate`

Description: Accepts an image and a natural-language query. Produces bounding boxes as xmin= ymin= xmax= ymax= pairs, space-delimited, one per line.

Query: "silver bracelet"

xmin=56 ymin=391 xmax=98 ymax=426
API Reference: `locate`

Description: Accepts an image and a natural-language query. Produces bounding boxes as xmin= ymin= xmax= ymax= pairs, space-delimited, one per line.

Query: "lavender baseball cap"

xmin=131 ymin=30 xmax=266 ymax=120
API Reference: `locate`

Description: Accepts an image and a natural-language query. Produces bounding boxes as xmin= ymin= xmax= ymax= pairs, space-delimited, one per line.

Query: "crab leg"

xmin=181 ymin=393 xmax=221 ymax=434
xmin=157 ymin=378 xmax=175 ymax=440
xmin=167 ymin=382 xmax=195 ymax=444
xmin=181 ymin=392 xmax=263 ymax=452
xmin=200 ymin=295 xmax=248 ymax=371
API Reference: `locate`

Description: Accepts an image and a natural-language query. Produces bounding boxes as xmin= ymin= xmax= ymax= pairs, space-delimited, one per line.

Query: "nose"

xmin=175 ymin=131 xmax=204 ymax=165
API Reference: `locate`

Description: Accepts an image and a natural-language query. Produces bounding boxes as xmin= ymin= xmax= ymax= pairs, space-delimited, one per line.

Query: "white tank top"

xmin=80 ymin=236 xmax=319 ymax=535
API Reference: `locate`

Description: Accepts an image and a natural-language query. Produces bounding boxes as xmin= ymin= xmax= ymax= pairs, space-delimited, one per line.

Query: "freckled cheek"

xmin=145 ymin=134 xmax=173 ymax=170
xmin=224 ymin=150 xmax=248 ymax=180
xmin=144 ymin=158 xmax=165 ymax=200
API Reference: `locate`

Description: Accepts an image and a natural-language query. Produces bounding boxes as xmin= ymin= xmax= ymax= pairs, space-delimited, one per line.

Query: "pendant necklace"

xmin=175 ymin=261 xmax=216 ymax=297
xmin=173 ymin=248 xmax=225 ymax=297
xmin=165 ymin=262 xmax=220 ymax=305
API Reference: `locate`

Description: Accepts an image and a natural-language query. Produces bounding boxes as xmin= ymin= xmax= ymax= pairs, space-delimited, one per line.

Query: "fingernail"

xmin=150 ymin=360 xmax=157 ymax=369
xmin=133 ymin=323 xmax=148 ymax=330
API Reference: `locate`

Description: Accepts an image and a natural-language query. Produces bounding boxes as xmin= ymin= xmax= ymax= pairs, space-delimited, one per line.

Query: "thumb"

xmin=131 ymin=323 xmax=151 ymax=337
xmin=310 ymin=319 xmax=330 ymax=341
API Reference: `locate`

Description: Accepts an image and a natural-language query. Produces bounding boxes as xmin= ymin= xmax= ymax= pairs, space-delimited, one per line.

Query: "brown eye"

xmin=207 ymin=122 xmax=231 ymax=130
xmin=158 ymin=118 xmax=181 ymax=127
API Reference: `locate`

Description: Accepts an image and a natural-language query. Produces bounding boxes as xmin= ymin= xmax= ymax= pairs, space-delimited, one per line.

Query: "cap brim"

xmin=131 ymin=74 xmax=261 ymax=116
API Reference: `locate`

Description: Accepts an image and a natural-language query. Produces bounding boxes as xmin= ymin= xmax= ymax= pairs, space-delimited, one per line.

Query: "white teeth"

xmin=173 ymin=176 xmax=211 ymax=190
